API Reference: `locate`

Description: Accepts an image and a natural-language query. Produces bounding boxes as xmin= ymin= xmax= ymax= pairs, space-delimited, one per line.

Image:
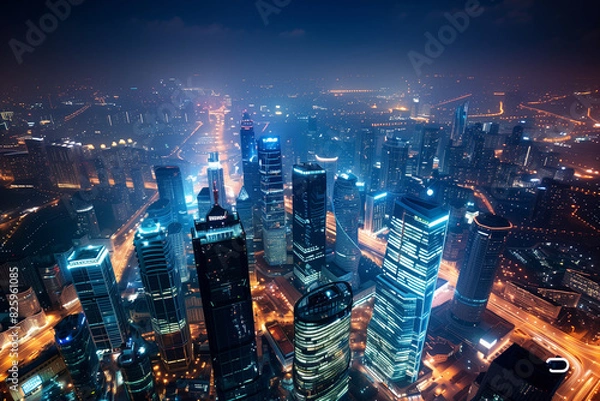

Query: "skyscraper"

xmin=134 ymin=220 xmax=193 ymax=372
xmin=451 ymin=214 xmax=512 ymax=327
xmin=67 ymin=245 xmax=127 ymax=351
xmin=192 ymin=197 xmax=262 ymax=400
xmin=380 ymin=136 xmax=409 ymax=193
xmin=207 ymin=152 xmax=228 ymax=208
xmin=118 ymin=337 xmax=157 ymax=401
xmin=364 ymin=191 xmax=387 ymax=234
xmin=416 ymin=125 xmax=441 ymax=178
xmin=451 ymin=101 xmax=469 ymax=145
xmin=197 ymin=187 xmax=212 ymax=220
xmin=46 ymin=141 xmax=89 ymax=189
xmin=54 ymin=313 xmax=101 ymax=401
xmin=154 ymin=166 xmax=187 ymax=222
xmin=71 ymin=191 xmax=101 ymax=239
xmin=240 ymin=112 xmax=261 ymax=201
xmin=293 ymin=282 xmax=353 ymax=401
xmin=365 ymin=196 xmax=449 ymax=386
xmin=258 ymin=136 xmax=287 ymax=266
xmin=292 ymin=163 xmax=327 ymax=292
xmin=331 ymin=173 xmax=361 ymax=289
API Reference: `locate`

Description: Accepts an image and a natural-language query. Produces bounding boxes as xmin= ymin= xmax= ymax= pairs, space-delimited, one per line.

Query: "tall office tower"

xmin=38 ymin=262 xmax=65 ymax=307
xmin=258 ymin=136 xmax=287 ymax=266
xmin=93 ymin=155 xmax=110 ymax=188
xmin=306 ymin=115 xmax=318 ymax=161
xmin=54 ymin=313 xmax=101 ymax=401
xmin=239 ymin=112 xmax=261 ymax=201
xmin=168 ymin=221 xmax=189 ymax=282
xmin=192 ymin=198 xmax=262 ymax=400
xmin=364 ymin=191 xmax=387 ymax=234
xmin=416 ymin=126 xmax=441 ymax=178
xmin=130 ymin=167 xmax=146 ymax=204
xmin=328 ymin=173 xmax=361 ymax=290
xmin=68 ymin=245 xmax=127 ymax=351
xmin=146 ymin=199 xmax=173 ymax=226
xmin=293 ymin=282 xmax=353 ymax=401
xmin=241 ymin=112 xmax=258 ymax=162
xmin=380 ymin=136 xmax=409 ymax=193
xmin=292 ymin=163 xmax=327 ymax=292
xmin=207 ymin=152 xmax=228 ymax=208
xmin=24 ymin=137 xmax=53 ymax=187
xmin=46 ymin=141 xmax=89 ymax=189
xmin=359 ymin=129 xmax=377 ymax=190
xmin=315 ymin=155 xmax=338 ymax=202
xmin=450 ymin=101 xmax=469 ymax=145
xmin=236 ymin=187 xmax=257 ymax=285
xmin=197 ymin=187 xmax=212 ymax=220
xmin=134 ymin=220 xmax=192 ymax=372
xmin=154 ymin=166 xmax=187 ymax=222
xmin=71 ymin=192 xmax=101 ymax=239
xmin=471 ymin=344 xmax=565 ymax=401
xmin=365 ymin=196 xmax=449 ymax=386
xmin=118 ymin=337 xmax=158 ymax=401
xmin=450 ymin=214 xmax=511 ymax=326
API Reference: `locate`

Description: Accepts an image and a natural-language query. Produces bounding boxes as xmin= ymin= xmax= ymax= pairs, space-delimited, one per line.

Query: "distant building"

xmin=562 ymin=269 xmax=600 ymax=301
xmin=380 ymin=136 xmax=408 ymax=193
xmin=207 ymin=152 xmax=227 ymax=208
xmin=196 ymin=187 xmax=212 ymax=220
xmin=293 ymin=282 xmax=353 ymax=401
xmin=416 ymin=125 xmax=441 ymax=178
xmin=46 ymin=141 xmax=89 ymax=189
xmin=450 ymin=102 xmax=468 ymax=145
xmin=503 ymin=282 xmax=562 ymax=321
xmin=292 ymin=163 xmax=327 ymax=291
xmin=154 ymin=166 xmax=187 ymax=222
xmin=364 ymin=191 xmax=387 ymax=234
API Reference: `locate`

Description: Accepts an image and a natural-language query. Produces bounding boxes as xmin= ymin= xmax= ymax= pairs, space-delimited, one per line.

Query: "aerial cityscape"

xmin=1 ymin=1 xmax=599 ymax=400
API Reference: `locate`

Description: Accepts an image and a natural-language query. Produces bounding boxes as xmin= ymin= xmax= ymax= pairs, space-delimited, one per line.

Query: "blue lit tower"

xmin=365 ymin=196 xmax=449 ymax=386
xmin=380 ymin=136 xmax=409 ymax=193
xmin=134 ymin=220 xmax=193 ymax=372
xmin=331 ymin=173 xmax=361 ymax=290
xmin=292 ymin=163 xmax=327 ymax=292
xmin=154 ymin=166 xmax=187 ymax=222
xmin=67 ymin=245 xmax=127 ymax=351
xmin=258 ymin=136 xmax=287 ymax=266
xmin=54 ymin=313 xmax=101 ymax=401
xmin=416 ymin=125 xmax=441 ymax=178
xmin=450 ymin=101 xmax=469 ymax=145
xmin=192 ymin=189 xmax=262 ymax=400
xmin=207 ymin=152 xmax=228 ymax=208
xmin=240 ymin=112 xmax=261 ymax=201
xmin=293 ymin=282 xmax=353 ymax=401
xmin=450 ymin=214 xmax=512 ymax=327
xmin=118 ymin=337 xmax=158 ymax=401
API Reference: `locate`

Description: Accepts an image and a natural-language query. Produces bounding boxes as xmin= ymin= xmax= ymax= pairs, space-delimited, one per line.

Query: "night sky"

xmin=2 ymin=0 xmax=599 ymax=87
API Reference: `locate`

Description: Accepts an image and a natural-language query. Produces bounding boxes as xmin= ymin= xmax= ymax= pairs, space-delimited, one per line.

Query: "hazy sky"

xmin=2 ymin=0 xmax=599 ymax=88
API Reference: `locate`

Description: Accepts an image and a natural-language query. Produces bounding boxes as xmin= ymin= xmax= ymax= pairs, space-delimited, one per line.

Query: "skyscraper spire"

xmin=212 ymin=180 xmax=219 ymax=206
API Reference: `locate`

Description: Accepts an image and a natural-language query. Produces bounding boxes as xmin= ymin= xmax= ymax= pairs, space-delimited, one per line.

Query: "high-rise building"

xmin=24 ymin=137 xmax=53 ymax=188
xmin=54 ymin=313 xmax=101 ymax=401
xmin=38 ymin=262 xmax=65 ymax=307
xmin=451 ymin=101 xmax=469 ymax=145
xmin=130 ymin=167 xmax=146 ymax=204
xmin=67 ymin=245 xmax=127 ymax=351
xmin=197 ymin=187 xmax=212 ymax=220
xmin=450 ymin=214 xmax=511 ymax=326
xmin=118 ymin=337 xmax=157 ymax=401
xmin=240 ymin=113 xmax=261 ymax=202
xmin=258 ymin=136 xmax=287 ymax=266
xmin=134 ymin=220 xmax=192 ymax=372
xmin=365 ymin=196 xmax=449 ymax=386
xmin=416 ymin=126 xmax=441 ymax=178
xmin=364 ymin=191 xmax=387 ymax=234
xmin=331 ymin=173 xmax=361 ymax=289
xmin=46 ymin=141 xmax=89 ymax=189
xmin=154 ymin=166 xmax=187 ymax=222
xmin=358 ymin=129 xmax=377 ymax=190
xmin=71 ymin=191 xmax=101 ymax=239
xmin=207 ymin=152 xmax=228 ymax=208
xmin=236 ymin=186 xmax=257 ymax=285
xmin=380 ymin=136 xmax=409 ymax=193
xmin=471 ymin=344 xmax=565 ymax=401
xmin=292 ymin=163 xmax=327 ymax=292
xmin=293 ymin=282 xmax=353 ymax=401
xmin=192 ymin=199 xmax=262 ymax=400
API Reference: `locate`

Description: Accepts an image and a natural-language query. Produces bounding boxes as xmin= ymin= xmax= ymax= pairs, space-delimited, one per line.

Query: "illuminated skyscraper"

xmin=451 ymin=101 xmax=469 ymax=145
xmin=134 ymin=220 xmax=192 ymax=372
xmin=118 ymin=337 xmax=157 ymax=401
xmin=240 ymin=112 xmax=261 ymax=200
xmin=450 ymin=214 xmax=511 ymax=327
xmin=71 ymin=192 xmax=101 ymax=239
xmin=54 ymin=313 xmax=101 ymax=401
xmin=207 ymin=152 xmax=227 ymax=208
xmin=331 ymin=173 xmax=361 ymax=289
xmin=365 ymin=196 xmax=449 ymax=386
xmin=46 ymin=141 xmax=89 ymax=189
xmin=416 ymin=125 xmax=441 ymax=178
xmin=154 ymin=166 xmax=187 ymax=222
xmin=293 ymin=282 xmax=353 ymax=401
xmin=67 ymin=245 xmax=127 ymax=351
xmin=364 ymin=191 xmax=387 ymax=234
xmin=192 ymin=196 xmax=262 ymax=400
xmin=258 ymin=136 xmax=287 ymax=266
xmin=292 ymin=163 xmax=327 ymax=292
xmin=380 ymin=136 xmax=409 ymax=193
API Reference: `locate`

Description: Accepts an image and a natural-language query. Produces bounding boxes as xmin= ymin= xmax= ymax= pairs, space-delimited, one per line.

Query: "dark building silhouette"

xmin=451 ymin=214 xmax=512 ymax=326
xmin=416 ymin=125 xmax=441 ymax=178
xmin=154 ymin=166 xmax=187 ymax=222
xmin=118 ymin=337 xmax=157 ymax=401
